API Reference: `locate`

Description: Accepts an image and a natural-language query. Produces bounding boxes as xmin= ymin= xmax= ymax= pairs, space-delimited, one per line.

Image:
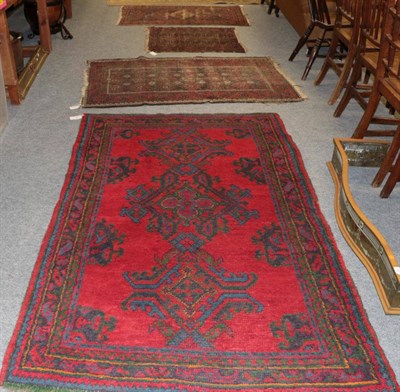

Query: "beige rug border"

xmin=108 ymin=0 xmax=260 ymax=6
xmin=269 ymin=58 xmax=308 ymax=101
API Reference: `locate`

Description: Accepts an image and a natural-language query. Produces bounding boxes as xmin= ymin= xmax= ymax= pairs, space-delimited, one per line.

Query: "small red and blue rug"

xmin=0 ymin=113 xmax=398 ymax=391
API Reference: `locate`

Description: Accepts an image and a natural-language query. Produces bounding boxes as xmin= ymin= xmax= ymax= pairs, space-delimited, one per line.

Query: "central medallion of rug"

xmin=81 ymin=57 xmax=305 ymax=107
xmin=0 ymin=114 xmax=398 ymax=391
xmin=147 ymin=27 xmax=246 ymax=53
xmin=118 ymin=5 xmax=250 ymax=25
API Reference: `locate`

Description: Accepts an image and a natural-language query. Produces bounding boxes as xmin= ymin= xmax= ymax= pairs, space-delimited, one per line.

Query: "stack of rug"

xmin=0 ymin=2 xmax=398 ymax=391
xmin=119 ymin=5 xmax=248 ymax=53
xmin=81 ymin=4 xmax=305 ymax=107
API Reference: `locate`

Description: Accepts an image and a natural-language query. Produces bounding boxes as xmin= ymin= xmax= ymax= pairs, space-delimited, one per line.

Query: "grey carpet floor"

xmin=0 ymin=0 xmax=399 ymax=387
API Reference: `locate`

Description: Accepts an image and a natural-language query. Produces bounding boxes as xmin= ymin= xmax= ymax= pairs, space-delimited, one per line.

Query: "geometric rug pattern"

xmin=148 ymin=27 xmax=246 ymax=53
xmin=81 ymin=57 xmax=306 ymax=107
xmin=118 ymin=5 xmax=249 ymax=25
xmin=0 ymin=113 xmax=398 ymax=391
xmin=109 ymin=0 xmax=261 ymax=5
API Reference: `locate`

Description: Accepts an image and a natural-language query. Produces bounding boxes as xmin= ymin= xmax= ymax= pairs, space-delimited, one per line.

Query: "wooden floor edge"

xmin=327 ymin=139 xmax=400 ymax=314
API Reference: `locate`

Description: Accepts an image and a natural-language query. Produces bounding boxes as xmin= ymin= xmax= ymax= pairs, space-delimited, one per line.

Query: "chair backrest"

xmin=360 ymin=0 xmax=393 ymax=49
xmin=333 ymin=0 xmax=363 ymax=48
xmin=307 ymin=0 xmax=333 ymax=24
xmin=376 ymin=0 xmax=400 ymax=109
xmin=335 ymin=0 xmax=360 ymax=27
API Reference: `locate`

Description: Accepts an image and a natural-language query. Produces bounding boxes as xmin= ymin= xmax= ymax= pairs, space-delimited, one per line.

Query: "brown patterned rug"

xmin=118 ymin=5 xmax=249 ymax=26
xmin=148 ymin=27 xmax=245 ymax=53
xmin=81 ymin=57 xmax=305 ymax=107
xmin=109 ymin=0 xmax=260 ymax=6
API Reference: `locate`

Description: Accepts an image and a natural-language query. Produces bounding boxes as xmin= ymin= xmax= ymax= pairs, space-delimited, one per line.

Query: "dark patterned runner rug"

xmin=148 ymin=27 xmax=246 ymax=53
xmin=81 ymin=57 xmax=305 ymax=107
xmin=118 ymin=5 xmax=249 ymax=25
xmin=0 ymin=113 xmax=398 ymax=391
xmin=109 ymin=0 xmax=260 ymax=6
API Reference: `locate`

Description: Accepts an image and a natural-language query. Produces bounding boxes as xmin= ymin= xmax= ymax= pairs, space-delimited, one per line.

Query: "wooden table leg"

xmin=65 ymin=0 xmax=72 ymax=18
xmin=36 ymin=0 xmax=52 ymax=52
xmin=0 ymin=16 xmax=21 ymax=104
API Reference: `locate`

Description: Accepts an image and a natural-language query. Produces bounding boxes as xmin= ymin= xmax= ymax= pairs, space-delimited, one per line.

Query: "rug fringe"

xmin=234 ymin=27 xmax=248 ymax=53
xmin=239 ymin=5 xmax=251 ymax=26
xmin=145 ymin=27 xmax=151 ymax=53
xmin=80 ymin=62 xmax=90 ymax=108
xmin=117 ymin=5 xmax=123 ymax=25
xmin=270 ymin=57 xmax=308 ymax=101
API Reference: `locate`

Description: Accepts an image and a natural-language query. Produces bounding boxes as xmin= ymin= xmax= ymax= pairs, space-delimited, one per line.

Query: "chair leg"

xmin=333 ymin=60 xmax=363 ymax=118
xmin=266 ymin=0 xmax=279 ymax=15
xmin=289 ymin=23 xmax=315 ymax=61
xmin=327 ymin=44 xmax=358 ymax=105
xmin=372 ymin=129 xmax=400 ymax=187
xmin=379 ymin=154 xmax=400 ymax=198
xmin=352 ymin=85 xmax=382 ymax=138
xmin=302 ymin=35 xmax=326 ymax=80
xmin=314 ymin=34 xmax=340 ymax=86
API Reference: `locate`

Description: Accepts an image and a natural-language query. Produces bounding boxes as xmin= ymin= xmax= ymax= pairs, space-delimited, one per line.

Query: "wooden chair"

xmin=314 ymin=0 xmax=362 ymax=104
xmin=334 ymin=0 xmax=395 ymax=120
xmin=263 ymin=0 xmax=280 ymax=16
xmin=352 ymin=0 xmax=400 ymax=197
xmin=288 ymin=0 xmax=335 ymax=80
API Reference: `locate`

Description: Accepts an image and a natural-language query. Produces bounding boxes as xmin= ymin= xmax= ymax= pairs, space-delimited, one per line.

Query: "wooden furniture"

xmin=276 ymin=0 xmax=336 ymax=36
xmin=334 ymin=0 xmax=395 ymax=120
xmin=288 ymin=0 xmax=336 ymax=80
xmin=263 ymin=0 xmax=279 ymax=16
xmin=352 ymin=0 xmax=400 ymax=197
xmin=0 ymin=0 xmax=53 ymax=104
xmin=374 ymin=129 xmax=400 ymax=197
xmin=65 ymin=0 xmax=71 ymax=18
xmin=314 ymin=0 xmax=362 ymax=104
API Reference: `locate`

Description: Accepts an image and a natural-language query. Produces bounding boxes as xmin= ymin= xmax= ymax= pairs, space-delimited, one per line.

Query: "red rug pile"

xmin=0 ymin=113 xmax=398 ymax=391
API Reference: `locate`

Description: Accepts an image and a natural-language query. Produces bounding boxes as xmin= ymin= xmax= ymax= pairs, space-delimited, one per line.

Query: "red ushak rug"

xmin=118 ymin=5 xmax=250 ymax=25
xmin=0 ymin=113 xmax=398 ymax=391
xmin=81 ymin=57 xmax=305 ymax=107
xmin=147 ymin=27 xmax=246 ymax=53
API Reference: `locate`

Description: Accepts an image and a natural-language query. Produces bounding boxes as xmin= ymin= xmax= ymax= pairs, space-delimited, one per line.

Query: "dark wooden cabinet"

xmin=0 ymin=0 xmax=72 ymax=104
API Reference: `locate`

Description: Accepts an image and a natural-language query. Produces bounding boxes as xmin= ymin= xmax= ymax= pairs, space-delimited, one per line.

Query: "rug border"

xmin=80 ymin=56 xmax=307 ymax=108
xmin=0 ymin=113 xmax=398 ymax=391
xmin=0 ymin=114 xmax=92 ymax=385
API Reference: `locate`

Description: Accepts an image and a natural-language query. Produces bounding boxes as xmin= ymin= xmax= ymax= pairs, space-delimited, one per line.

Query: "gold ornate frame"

xmin=328 ymin=138 xmax=400 ymax=314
